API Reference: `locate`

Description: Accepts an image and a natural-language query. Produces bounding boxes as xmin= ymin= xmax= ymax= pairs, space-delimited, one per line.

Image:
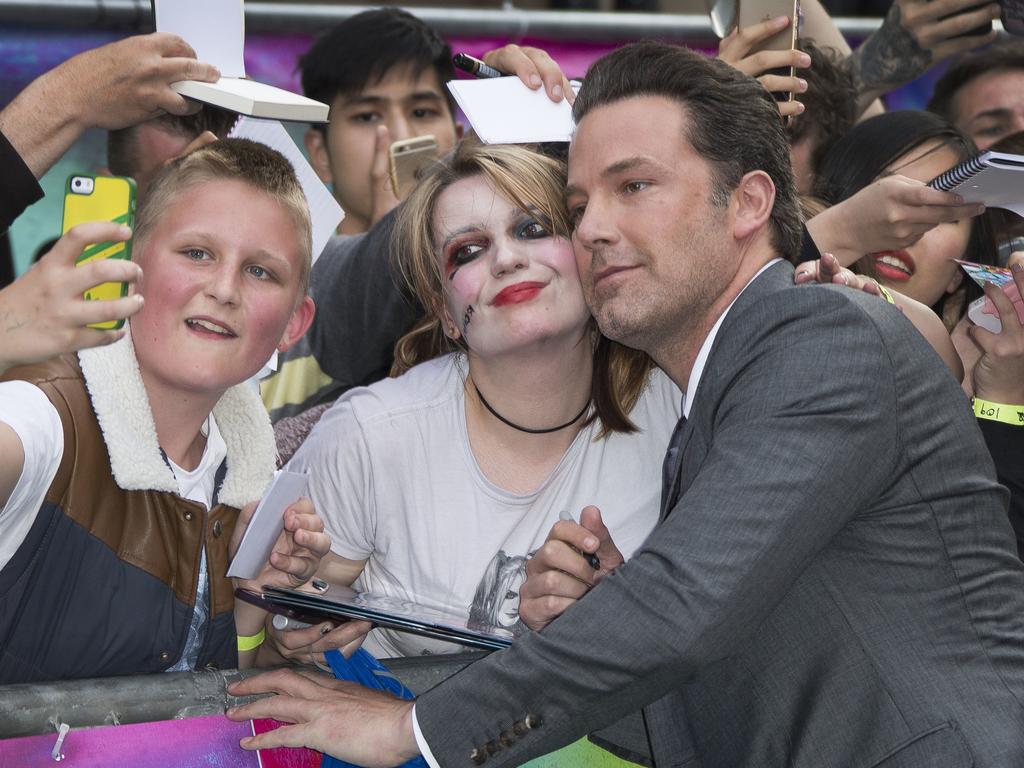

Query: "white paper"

xmin=227 ymin=470 xmax=308 ymax=580
xmin=229 ymin=116 xmax=343 ymax=263
xmin=155 ymin=0 xmax=246 ymax=78
xmin=447 ymin=78 xmax=576 ymax=144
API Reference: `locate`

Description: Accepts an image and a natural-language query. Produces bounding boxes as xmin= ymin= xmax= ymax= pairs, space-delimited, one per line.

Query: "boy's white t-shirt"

xmin=288 ymin=354 xmax=682 ymax=658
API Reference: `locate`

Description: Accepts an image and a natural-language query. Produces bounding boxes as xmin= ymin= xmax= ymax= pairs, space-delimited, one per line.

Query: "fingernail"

xmin=320 ymin=623 xmax=332 ymax=635
xmin=1012 ymin=262 xmax=1023 ymax=273
xmin=797 ymin=78 xmax=808 ymax=92
xmin=529 ymin=73 xmax=542 ymax=88
xmin=799 ymin=54 xmax=811 ymax=67
xmin=774 ymin=14 xmax=789 ymax=24
xmin=795 ymin=102 xmax=806 ymax=113
xmin=584 ymin=536 xmax=598 ymax=549
xmin=118 ymin=225 xmax=132 ymax=237
xmin=953 ymin=194 xmax=964 ymax=204
xmin=135 ymin=294 xmax=145 ymax=305
xmin=552 ymin=84 xmax=563 ymax=100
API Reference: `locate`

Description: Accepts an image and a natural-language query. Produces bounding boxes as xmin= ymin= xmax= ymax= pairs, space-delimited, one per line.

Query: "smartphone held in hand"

xmin=736 ymin=0 xmax=802 ymax=102
xmin=388 ymin=135 xmax=439 ymax=198
xmin=62 ymin=174 xmax=137 ymax=331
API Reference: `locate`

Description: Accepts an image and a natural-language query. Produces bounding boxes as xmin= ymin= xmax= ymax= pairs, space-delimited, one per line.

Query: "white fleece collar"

xmin=77 ymin=333 xmax=275 ymax=508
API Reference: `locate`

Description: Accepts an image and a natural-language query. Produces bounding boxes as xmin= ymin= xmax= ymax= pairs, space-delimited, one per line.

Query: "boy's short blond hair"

xmin=133 ymin=138 xmax=313 ymax=296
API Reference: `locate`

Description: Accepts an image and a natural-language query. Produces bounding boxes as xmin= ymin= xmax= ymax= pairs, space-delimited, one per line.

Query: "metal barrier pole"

xmin=0 ymin=654 xmax=483 ymax=739
xmin=0 ymin=0 xmax=882 ymax=40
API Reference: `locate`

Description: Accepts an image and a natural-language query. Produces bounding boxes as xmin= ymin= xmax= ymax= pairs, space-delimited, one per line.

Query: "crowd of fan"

xmin=1 ymin=2 xmax=1023 ymax=765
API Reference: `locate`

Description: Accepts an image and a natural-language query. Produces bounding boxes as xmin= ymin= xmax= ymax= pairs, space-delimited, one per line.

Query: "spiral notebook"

xmin=928 ymin=151 xmax=1024 ymax=217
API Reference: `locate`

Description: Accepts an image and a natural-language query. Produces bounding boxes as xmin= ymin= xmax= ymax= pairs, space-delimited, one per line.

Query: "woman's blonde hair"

xmin=390 ymin=140 xmax=654 ymax=436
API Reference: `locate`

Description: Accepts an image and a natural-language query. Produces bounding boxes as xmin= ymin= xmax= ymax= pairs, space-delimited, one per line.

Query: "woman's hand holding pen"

xmin=519 ymin=505 xmax=624 ymax=631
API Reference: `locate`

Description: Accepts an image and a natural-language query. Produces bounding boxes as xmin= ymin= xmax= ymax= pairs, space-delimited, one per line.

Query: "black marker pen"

xmin=559 ymin=509 xmax=601 ymax=570
xmin=453 ymin=53 xmax=504 ymax=79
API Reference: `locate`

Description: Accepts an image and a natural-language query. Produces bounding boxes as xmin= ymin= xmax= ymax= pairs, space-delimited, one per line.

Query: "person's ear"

xmin=732 ymin=170 xmax=775 ymax=241
xmin=432 ymin=297 xmax=461 ymax=341
xmin=945 ymin=266 xmax=965 ymax=295
xmin=304 ymin=129 xmax=334 ymax=185
xmin=277 ymin=296 xmax=316 ymax=352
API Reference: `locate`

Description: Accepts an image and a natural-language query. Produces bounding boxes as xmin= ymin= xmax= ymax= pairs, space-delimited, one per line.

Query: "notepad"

xmin=229 ymin=116 xmax=343 ymax=264
xmin=227 ymin=470 xmax=308 ymax=580
xmin=928 ymin=150 xmax=1024 ymax=217
xmin=155 ymin=0 xmax=329 ymax=123
xmin=447 ymin=78 xmax=578 ymax=144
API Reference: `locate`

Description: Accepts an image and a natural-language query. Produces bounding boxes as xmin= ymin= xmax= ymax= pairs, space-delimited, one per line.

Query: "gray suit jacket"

xmin=416 ymin=261 xmax=1024 ymax=767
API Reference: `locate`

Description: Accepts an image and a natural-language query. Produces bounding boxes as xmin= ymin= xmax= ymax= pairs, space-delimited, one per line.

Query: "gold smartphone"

xmin=389 ymin=135 xmax=439 ymax=198
xmin=737 ymin=0 xmax=801 ymax=102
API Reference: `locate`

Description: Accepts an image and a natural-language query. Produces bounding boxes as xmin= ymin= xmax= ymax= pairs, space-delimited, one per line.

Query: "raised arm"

xmin=0 ymin=33 xmax=218 ymax=182
xmin=849 ymin=0 xmax=998 ymax=113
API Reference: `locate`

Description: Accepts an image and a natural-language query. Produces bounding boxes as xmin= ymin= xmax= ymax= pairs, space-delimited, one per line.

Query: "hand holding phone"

xmin=0 ymin=222 xmax=142 ymax=375
xmin=62 ymin=174 xmax=137 ymax=331
xmin=717 ymin=3 xmax=808 ymax=118
xmin=967 ymin=265 xmax=1024 ymax=406
xmin=388 ymin=135 xmax=439 ymax=199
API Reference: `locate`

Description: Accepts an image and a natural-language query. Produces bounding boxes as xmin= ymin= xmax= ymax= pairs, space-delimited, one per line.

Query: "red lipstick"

xmin=491 ymin=281 xmax=545 ymax=307
xmin=871 ymin=251 xmax=915 ymax=283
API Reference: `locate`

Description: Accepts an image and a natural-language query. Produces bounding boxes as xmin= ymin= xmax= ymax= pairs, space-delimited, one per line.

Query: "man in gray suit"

xmin=227 ymin=42 xmax=1024 ymax=767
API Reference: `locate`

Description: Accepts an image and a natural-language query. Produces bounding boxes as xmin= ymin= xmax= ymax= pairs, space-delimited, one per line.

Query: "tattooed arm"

xmin=848 ymin=0 xmax=998 ymax=114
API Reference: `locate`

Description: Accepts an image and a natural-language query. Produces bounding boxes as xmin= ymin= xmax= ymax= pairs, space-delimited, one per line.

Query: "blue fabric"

xmin=321 ymin=649 xmax=428 ymax=768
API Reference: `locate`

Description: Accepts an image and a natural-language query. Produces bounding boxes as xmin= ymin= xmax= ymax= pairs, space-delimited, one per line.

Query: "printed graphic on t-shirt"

xmin=467 ymin=550 xmax=530 ymax=637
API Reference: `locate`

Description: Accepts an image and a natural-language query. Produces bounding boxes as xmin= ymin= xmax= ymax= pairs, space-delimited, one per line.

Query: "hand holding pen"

xmin=453 ymin=45 xmax=575 ymax=104
xmin=518 ymin=505 xmax=625 ymax=631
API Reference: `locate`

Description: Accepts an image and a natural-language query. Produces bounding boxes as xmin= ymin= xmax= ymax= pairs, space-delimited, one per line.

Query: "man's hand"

xmin=805 ymin=177 xmax=984 ymax=268
xmin=63 ymin=33 xmax=220 ymax=130
xmin=0 ymin=222 xmax=143 ymax=376
xmin=717 ymin=16 xmax=810 ymax=119
xmin=481 ymin=44 xmax=574 ymax=104
xmin=519 ymin=506 xmax=624 ymax=631
xmin=849 ymin=0 xmax=998 ymax=109
xmin=265 ymin=618 xmax=373 ymax=668
xmin=966 ymin=264 xmax=1024 ymax=405
xmin=231 ymin=497 xmax=332 ymax=591
xmin=227 ymin=668 xmax=420 ymax=767
xmin=0 ymin=33 xmax=219 ymax=178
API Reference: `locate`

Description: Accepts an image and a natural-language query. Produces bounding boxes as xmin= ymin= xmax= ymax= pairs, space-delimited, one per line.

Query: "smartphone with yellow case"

xmin=62 ymin=174 xmax=137 ymax=330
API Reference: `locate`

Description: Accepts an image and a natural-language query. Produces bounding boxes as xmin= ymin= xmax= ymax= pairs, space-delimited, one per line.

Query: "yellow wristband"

xmin=973 ymin=398 xmax=1024 ymax=426
xmin=876 ymin=284 xmax=896 ymax=305
xmin=237 ymin=627 xmax=266 ymax=652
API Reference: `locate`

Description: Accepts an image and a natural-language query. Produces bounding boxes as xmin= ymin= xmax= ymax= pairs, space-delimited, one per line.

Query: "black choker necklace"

xmin=473 ymin=383 xmax=590 ymax=434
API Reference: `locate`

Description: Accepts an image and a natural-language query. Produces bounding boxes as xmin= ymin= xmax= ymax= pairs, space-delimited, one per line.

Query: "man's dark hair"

xmin=787 ymin=40 xmax=858 ymax=180
xmin=106 ymin=106 xmax=238 ymax=179
xmin=298 ymin=8 xmax=455 ymax=127
xmin=573 ymin=41 xmax=802 ymax=259
xmin=927 ymin=40 xmax=1024 ymax=122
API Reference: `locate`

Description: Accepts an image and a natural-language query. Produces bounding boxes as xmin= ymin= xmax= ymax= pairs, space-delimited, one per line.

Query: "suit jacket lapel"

xmin=659 ymin=260 xmax=795 ymax=522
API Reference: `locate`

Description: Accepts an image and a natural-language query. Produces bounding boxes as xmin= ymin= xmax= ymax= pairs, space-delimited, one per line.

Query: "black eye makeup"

xmin=444 ymin=239 xmax=487 ymax=281
xmin=513 ymin=215 xmax=551 ymax=240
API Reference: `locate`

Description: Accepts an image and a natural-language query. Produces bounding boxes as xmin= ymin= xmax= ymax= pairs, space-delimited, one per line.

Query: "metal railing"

xmin=0 ymin=654 xmax=483 ymax=738
xmin=0 ymin=0 xmax=883 ymax=41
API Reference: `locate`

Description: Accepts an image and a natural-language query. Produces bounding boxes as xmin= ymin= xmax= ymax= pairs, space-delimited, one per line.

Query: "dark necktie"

xmin=660 ymin=412 xmax=687 ymax=516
